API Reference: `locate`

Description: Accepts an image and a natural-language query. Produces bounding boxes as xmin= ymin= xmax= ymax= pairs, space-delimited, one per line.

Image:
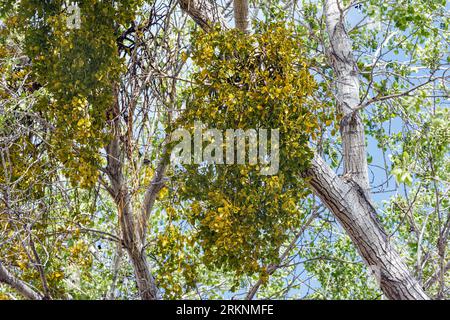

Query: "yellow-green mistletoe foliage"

xmin=3 ymin=0 xmax=142 ymax=187
xmin=164 ymin=23 xmax=334 ymax=282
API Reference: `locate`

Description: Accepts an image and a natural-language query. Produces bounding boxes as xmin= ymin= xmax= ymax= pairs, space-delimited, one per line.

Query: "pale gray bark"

xmin=324 ymin=0 xmax=369 ymax=191
xmin=233 ymin=0 xmax=249 ymax=32
xmin=0 ymin=261 xmax=42 ymax=300
xmin=321 ymin=0 xmax=429 ymax=299
xmin=304 ymin=155 xmax=429 ymax=299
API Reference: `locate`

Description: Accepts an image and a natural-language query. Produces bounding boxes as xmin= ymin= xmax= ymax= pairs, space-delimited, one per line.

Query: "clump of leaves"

xmin=3 ymin=0 xmax=142 ymax=187
xmin=156 ymin=22 xmax=334 ymax=293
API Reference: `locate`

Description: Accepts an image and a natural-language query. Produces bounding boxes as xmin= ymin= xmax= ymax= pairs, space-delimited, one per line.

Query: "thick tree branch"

xmin=105 ymin=91 xmax=160 ymax=300
xmin=233 ymin=0 xmax=249 ymax=32
xmin=0 ymin=261 xmax=42 ymax=300
xmin=325 ymin=0 xmax=369 ymax=191
xmin=322 ymin=0 xmax=429 ymax=299
xmin=304 ymin=155 xmax=429 ymax=299
xmin=139 ymin=146 xmax=169 ymax=243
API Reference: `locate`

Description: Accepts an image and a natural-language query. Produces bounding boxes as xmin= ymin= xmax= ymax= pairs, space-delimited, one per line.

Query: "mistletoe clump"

xmin=4 ymin=0 xmax=142 ymax=188
xmin=159 ymin=22 xmax=334 ymax=287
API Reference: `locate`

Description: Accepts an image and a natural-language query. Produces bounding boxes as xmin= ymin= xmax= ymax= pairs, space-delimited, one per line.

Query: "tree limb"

xmin=233 ymin=0 xmax=249 ymax=32
xmin=0 ymin=261 xmax=42 ymax=300
xmin=325 ymin=0 xmax=370 ymax=191
xmin=356 ymin=76 xmax=439 ymax=112
xmin=304 ymin=154 xmax=429 ymax=299
xmin=179 ymin=0 xmax=431 ymax=300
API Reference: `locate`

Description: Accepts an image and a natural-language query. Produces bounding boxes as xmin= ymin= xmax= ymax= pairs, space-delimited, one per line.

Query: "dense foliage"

xmin=0 ymin=0 xmax=448 ymax=300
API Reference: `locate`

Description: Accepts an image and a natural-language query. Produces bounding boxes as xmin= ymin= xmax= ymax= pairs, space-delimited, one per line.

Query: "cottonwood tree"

xmin=0 ymin=0 xmax=448 ymax=300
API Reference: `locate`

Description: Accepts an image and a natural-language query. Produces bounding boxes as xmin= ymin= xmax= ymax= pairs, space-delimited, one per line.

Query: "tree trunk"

xmin=126 ymin=244 xmax=159 ymax=300
xmin=320 ymin=0 xmax=429 ymax=299
xmin=234 ymin=0 xmax=249 ymax=32
xmin=108 ymin=155 xmax=160 ymax=300
xmin=304 ymin=155 xmax=430 ymax=299
xmin=324 ymin=0 xmax=369 ymax=191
